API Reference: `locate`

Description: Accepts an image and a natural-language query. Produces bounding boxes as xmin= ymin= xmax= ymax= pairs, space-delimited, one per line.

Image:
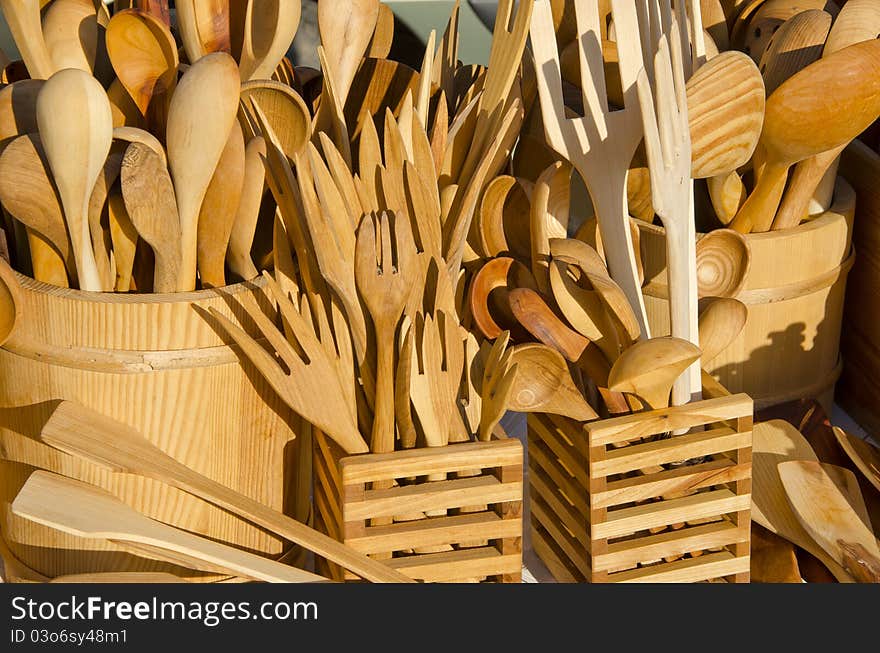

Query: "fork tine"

xmin=378 ymin=211 xmax=393 ymax=273
xmin=669 ymin=14 xmax=690 ymax=125
xmin=636 ymin=68 xmax=665 ymax=204
xmin=529 ymin=0 xmax=568 ymax=156
xmin=241 ymin=290 xmax=304 ymax=372
xmin=417 ymin=30 xmax=437 ymax=127
xmin=495 ymin=0 xmax=514 ymax=31
xmin=209 ymin=307 xmax=290 ymax=388
xmin=261 ymin=271 xmax=325 ymax=364
xmin=611 ymin=0 xmax=647 ymax=108
xmin=654 ymin=36 xmax=678 ymax=169
xmin=575 ymin=0 xmax=608 ymax=117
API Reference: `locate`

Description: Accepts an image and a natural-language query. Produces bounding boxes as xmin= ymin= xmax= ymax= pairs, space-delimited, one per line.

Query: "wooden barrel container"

xmin=637 ymin=177 xmax=856 ymax=412
xmin=0 ymin=276 xmax=302 ymax=581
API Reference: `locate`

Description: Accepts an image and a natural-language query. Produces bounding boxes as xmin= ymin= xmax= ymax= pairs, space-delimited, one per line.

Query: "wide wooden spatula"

xmin=12 ymin=470 xmax=328 ymax=583
xmin=40 ymin=401 xmax=413 ymax=583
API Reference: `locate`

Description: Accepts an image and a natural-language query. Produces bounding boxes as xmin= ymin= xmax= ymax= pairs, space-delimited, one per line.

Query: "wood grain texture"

xmin=639 ymin=177 xmax=855 ymax=411
xmin=239 ymin=0 xmax=300 ymax=82
xmin=0 ymin=274 xmax=304 ymax=580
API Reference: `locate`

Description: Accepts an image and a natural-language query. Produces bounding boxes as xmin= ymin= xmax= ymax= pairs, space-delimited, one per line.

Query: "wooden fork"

xmin=530 ymin=0 xmax=650 ymax=339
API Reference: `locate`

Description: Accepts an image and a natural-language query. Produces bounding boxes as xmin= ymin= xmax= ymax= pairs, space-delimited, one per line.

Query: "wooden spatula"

xmin=40 ymin=401 xmax=413 ymax=583
xmin=12 ymin=470 xmax=328 ymax=583
xmin=833 ymin=427 xmax=880 ymax=495
xmin=779 ymin=460 xmax=880 ymax=583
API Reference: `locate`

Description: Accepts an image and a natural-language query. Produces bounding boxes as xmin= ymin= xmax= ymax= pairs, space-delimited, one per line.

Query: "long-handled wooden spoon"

xmin=40 ymin=401 xmax=413 ymax=583
xmin=758 ymin=9 xmax=832 ymax=96
xmin=42 ymin=0 xmax=111 ymax=82
xmin=0 ymin=0 xmax=55 ymax=80
xmin=779 ymin=460 xmax=880 ymax=583
xmin=507 ymin=343 xmax=598 ymax=421
xmin=12 ymin=470 xmax=328 ymax=583
xmin=107 ymin=193 xmax=138 ymax=292
xmin=698 ymin=297 xmax=748 ymax=363
xmin=120 ymin=142 xmax=181 ymax=293
xmin=731 ymin=39 xmax=880 ymax=233
xmin=176 ymin=0 xmax=232 ymax=63
xmin=227 ymin=136 xmax=267 ymax=281
xmin=166 ymin=52 xmax=241 ymax=291
xmin=36 ymin=68 xmax=113 ymax=292
xmin=239 ymin=0 xmax=301 ymax=82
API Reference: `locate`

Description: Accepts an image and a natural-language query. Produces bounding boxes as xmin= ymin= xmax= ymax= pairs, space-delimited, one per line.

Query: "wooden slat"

xmin=530 ymin=496 xmax=591 ymax=576
xmin=315 ymin=433 xmax=344 ymax=491
xmin=592 ymin=458 xmax=751 ymax=508
xmin=543 ymin=413 xmax=589 ymax=456
xmin=387 ymin=547 xmax=522 ymax=582
xmin=584 ymin=394 xmax=752 ymax=446
xmin=313 ymin=441 xmax=343 ymax=509
xmin=594 ymin=521 xmax=748 ymax=572
xmin=313 ymin=482 xmax=343 ymax=541
xmin=528 ymin=467 xmax=589 ymax=547
xmin=346 ymin=475 xmax=523 ymax=521
xmin=531 ymin=524 xmax=585 ymax=582
xmin=345 ymin=512 xmax=521 ymax=554
xmin=606 ymin=550 xmax=750 ymax=583
xmin=528 ymin=437 xmax=589 ymax=515
xmin=590 ymin=427 xmax=749 ymax=478
xmin=339 ymin=439 xmax=522 ymax=484
xmin=593 ymin=489 xmax=750 ymax=540
xmin=528 ymin=417 xmax=588 ymax=486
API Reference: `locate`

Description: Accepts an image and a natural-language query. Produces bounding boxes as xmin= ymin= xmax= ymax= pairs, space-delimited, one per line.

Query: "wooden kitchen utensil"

xmin=752 ymin=419 xmax=855 ymax=582
xmin=731 ymin=39 xmax=880 ymax=233
xmin=40 ymin=400 xmax=413 ymax=583
xmin=239 ymin=0 xmax=300 ymax=82
xmin=355 ymin=211 xmax=417 ymax=453
xmin=698 ymin=297 xmax=748 ymax=363
xmin=112 ymin=126 xmax=167 ymax=164
xmin=12 ymin=470 xmax=328 ymax=583
xmin=779 ymin=460 xmax=880 ymax=582
xmin=607 ymin=336 xmax=702 ymax=409
xmin=120 ymin=142 xmax=181 ymax=292
xmin=530 ymin=0 xmax=651 ymax=338
xmin=706 ymin=171 xmax=747 ymax=225
xmin=530 ymin=160 xmax=572 ymax=293
xmin=468 ymin=256 xmax=538 ymax=340
xmin=0 ymin=0 xmax=55 ymax=79
xmin=87 ymin=151 xmax=124 ymax=292
xmin=50 ymin=573 xmax=189 ymax=583
xmin=0 ymin=79 xmax=43 ymax=140
xmin=176 ymin=0 xmax=232 ymax=63
xmin=36 ymin=68 xmax=113 ymax=292
xmin=197 ymin=121 xmax=246 ymax=288
xmin=42 ymin=0 xmax=111 ymax=81
xmin=105 ymin=8 xmax=178 ymax=130
xmin=166 ymin=52 xmax=241 ymax=291
xmin=758 ymin=9 xmax=832 ymax=96
xmin=507 ymin=343 xmax=598 ymax=421
xmin=479 ymin=332 xmax=518 ymax=441
xmin=239 ymin=80 xmax=311 ymax=160
xmin=227 ymin=136 xmax=267 ymax=281
xmin=833 ymin=427 xmax=880 ymax=494
xmin=107 ymin=193 xmax=138 ymax=292
xmin=319 ymin=0 xmax=379 ymax=106
xmin=695 ymin=228 xmax=751 ymax=298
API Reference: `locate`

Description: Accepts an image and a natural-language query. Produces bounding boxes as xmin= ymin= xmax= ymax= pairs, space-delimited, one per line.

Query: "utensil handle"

xmin=370 ymin=333 xmax=396 ymax=454
xmin=839 ymin=540 xmax=880 ymax=583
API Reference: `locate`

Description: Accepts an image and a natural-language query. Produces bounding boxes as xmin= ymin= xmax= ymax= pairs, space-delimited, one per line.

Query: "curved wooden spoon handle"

xmin=839 ymin=540 xmax=880 ymax=583
xmin=771 ymin=146 xmax=843 ymax=231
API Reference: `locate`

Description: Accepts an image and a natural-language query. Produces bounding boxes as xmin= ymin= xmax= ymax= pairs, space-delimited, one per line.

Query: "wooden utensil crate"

xmin=312 ymin=432 xmax=523 ymax=583
xmin=527 ymin=380 xmax=753 ymax=583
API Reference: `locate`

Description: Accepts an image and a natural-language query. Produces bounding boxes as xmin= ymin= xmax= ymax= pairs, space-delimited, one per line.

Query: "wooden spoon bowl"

xmin=507 ymin=343 xmax=597 ymax=421
xmin=468 ymin=256 xmax=538 ymax=340
xmin=695 ymin=228 xmax=751 ymax=298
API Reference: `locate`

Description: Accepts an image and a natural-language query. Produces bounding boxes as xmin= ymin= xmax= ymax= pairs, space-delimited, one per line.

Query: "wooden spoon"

xmin=318 ymin=0 xmax=380 ymax=106
xmin=758 ymin=9 xmax=832 ymax=96
xmin=176 ymin=0 xmax=232 ymax=63
xmin=166 ymin=52 xmax=241 ymax=291
xmin=698 ymin=297 xmax=748 ymax=363
xmin=239 ymin=80 xmax=311 ymax=160
xmin=779 ymin=460 xmax=880 ymax=582
xmin=686 ymin=50 xmax=765 ymax=179
xmin=695 ymin=228 xmax=751 ymax=298
xmin=120 ymin=142 xmax=181 ymax=293
xmin=239 ymin=0 xmax=301 ymax=82
xmin=0 ymin=0 xmax=55 ymax=79
xmin=737 ymin=0 xmax=839 ymax=63
xmin=707 ymin=170 xmax=747 ymax=225
xmin=0 ymin=134 xmax=72 ymax=276
xmin=367 ymin=2 xmax=395 ymax=59
xmin=607 ymin=336 xmax=702 ymax=409
xmin=0 ymin=79 xmax=43 ymax=140
xmin=105 ymin=8 xmax=178 ymax=132
xmin=507 ymin=343 xmax=598 ymax=421
xmin=88 ymin=151 xmax=124 ymax=291
xmin=40 ymin=400 xmax=413 ymax=583
xmin=227 ymin=136 xmax=267 ymax=282
xmin=752 ymin=419 xmax=855 ymax=582
xmin=112 ymin=125 xmax=167 ymax=165
xmin=530 ymin=160 xmax=571 ymax=293
xmin=730 ymin=39 xmax=880 ymax=233
xmin=0 ymin=255 xmax=21 ymax=347
xmin=468 ymin=256 xmax=538 ymax=341
xmin=823 ymin=0 xmax=880 ymax=56
xmin=12 ymin=470 xmax=328 ymax=583
xmin=42 ymin=0 xmax=111 ymax=81
xmin=36 ymin=68 xmax=113 ymax=292
xmin=833 ymin=427 xmax=880 ymax=494
xmin=197 ymin=122 xmax=245 ymax=288
xmin=107 ymin=193 xmax=138 ymax=292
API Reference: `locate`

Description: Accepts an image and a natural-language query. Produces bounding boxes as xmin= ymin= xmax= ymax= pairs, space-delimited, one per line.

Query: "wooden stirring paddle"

xmin=40 ymin=401 xmax=413 ymax=583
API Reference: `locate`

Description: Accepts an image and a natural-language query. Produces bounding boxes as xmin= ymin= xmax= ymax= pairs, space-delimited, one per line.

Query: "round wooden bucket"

xmin=637 ymin=177 xmax=856 ymax=412
xmin=0 ymin=275 xmax=302 ymax=581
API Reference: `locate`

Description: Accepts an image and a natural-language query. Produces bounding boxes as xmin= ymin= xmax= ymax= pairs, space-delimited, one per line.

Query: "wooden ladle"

xmin=507 ymin=343 xmax=598 ymax=421
xmin=730 ymin=39 xmax=880 ymax=233
xmin=607 ymin=336 xmax=702 ymax=409
xmin=695 ymin=228 xmax=751 ymax=298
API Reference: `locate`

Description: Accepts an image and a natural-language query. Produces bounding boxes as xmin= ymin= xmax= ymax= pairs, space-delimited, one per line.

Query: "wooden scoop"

xmin=507 ymin=343 xmax=598 ymax=421
xmin=166 ymin=52 xmax=241 ymax=291
xmin=730 ymin=39 xmax=880 ymax=233
xmin=105 ymin=8 xmax=178 ymax=132
xmin=36 ymin=68 xmax=113 ymax=292
xmin=607 ymin=336 xmax=702 ymax=409
xmin=695 ymin=228 xmax=750 ymax=298
xmin=779 ymin=460 xmax=880 ymax=583
xmin=239 ymin=0 xmax=301 ymax=82
xmin=752 ymin=419 xmax=855 ymax=582
xmin=120 ymin=142 xmax=181 ymax=293
xmin=12 ymin=470 xmax=328 ymax=583
xmin=39 ymin=400 xmax=413 ymax=583
xmin=698 ymin=297 xmax=748 ymax=363
xmin=833 ymin=427 xmax=880 ymax=494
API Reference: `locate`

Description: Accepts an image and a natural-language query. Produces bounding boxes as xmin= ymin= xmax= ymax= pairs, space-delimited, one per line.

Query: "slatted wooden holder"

xmin=313 ymin=432 xmax=523 ymax=583
xmin=528 ymin=379 xmax=753 ymax=583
